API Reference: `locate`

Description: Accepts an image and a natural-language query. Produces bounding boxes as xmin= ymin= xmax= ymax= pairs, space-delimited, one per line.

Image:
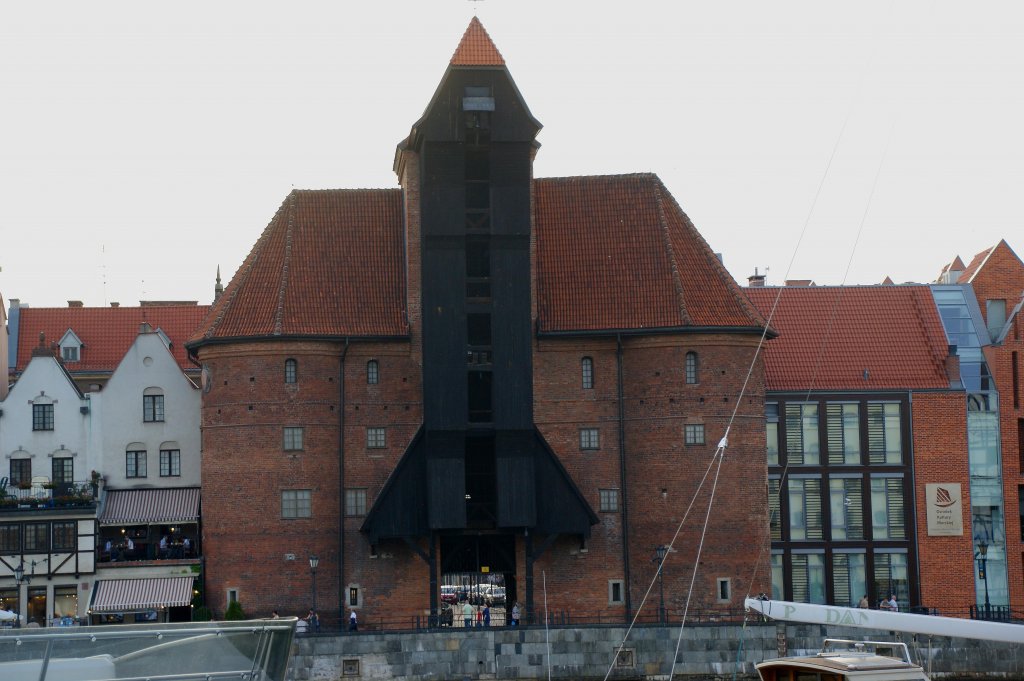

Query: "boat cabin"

xmin=755 ymin=640 xmax=928 ymax=681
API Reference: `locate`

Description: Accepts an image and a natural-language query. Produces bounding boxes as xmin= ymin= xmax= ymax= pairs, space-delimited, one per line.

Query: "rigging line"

xmin=600 ymin=443 xmax=723 ymax=681
xmin=669 ymin=443 xmax=727 ymax=681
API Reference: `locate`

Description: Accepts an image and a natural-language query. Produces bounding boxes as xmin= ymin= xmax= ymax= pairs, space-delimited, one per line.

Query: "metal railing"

xmin=0 ymin=479 xmax=97 ymax=510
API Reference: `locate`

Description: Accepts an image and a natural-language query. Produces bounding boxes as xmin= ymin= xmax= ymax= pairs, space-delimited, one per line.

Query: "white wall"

xmin=92 ymin=331 xmax=201 ymax=489
xmin=0 ymin=355 xmax=93 ymax=484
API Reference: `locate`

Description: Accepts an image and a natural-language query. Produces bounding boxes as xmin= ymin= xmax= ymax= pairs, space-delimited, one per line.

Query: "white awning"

xmin=99 ymin=488 xmax=200 ymax=525
xmin=90 ymin=577 xmax=195 ymax=612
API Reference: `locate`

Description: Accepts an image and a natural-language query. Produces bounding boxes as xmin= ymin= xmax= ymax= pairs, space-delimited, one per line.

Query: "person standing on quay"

xmin=462 ymin=601 xmax=473 ymax=628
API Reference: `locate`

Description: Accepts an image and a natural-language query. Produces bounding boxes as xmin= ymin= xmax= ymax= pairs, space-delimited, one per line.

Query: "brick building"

xmin=187 ymin=19 xmax=772 ymax=624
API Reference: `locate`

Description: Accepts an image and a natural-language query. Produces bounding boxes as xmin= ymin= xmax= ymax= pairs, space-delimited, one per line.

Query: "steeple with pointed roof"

xmin=450 ymin=16 xmax=505 ymax=66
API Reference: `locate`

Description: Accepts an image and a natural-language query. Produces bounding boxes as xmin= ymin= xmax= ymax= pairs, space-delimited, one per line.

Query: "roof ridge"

xmin=653 ymin=175 xmax=769 ymax=330
xmin=535 ymin=172 xmax=658 ymax=183
xmin=650 ymin=180 xmax=691 ymax=325
xmin=274 ymin=192 xmax=297 ymax=335
xmin=198 ymin=193 xmax=292 ymax=341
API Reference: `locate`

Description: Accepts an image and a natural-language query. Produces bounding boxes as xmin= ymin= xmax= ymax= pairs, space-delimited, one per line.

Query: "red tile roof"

xmin=190 ymin=175 xmax=768 ymax=346
xmin=744 ymin=286 xmax=951 ymax=391
xmin=450 ymin=17 xmax=505 ymax=66
xmin=14 ymin=305 xmax=210 ymax=374
xmin=535 ymin=174 xmax=767 ymax=332
xmin=189 ymin=189 xmax=409 ymax=344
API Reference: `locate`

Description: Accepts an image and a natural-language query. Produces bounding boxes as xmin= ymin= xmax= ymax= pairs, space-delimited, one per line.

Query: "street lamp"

xmin=975 ymin=540 xmax=991 ymax=618
xmin=13 ymin=560 xmax=27 ymax=586
xmin=308 ymin=555 xmax=319 ymax=614
xmin=654 ymin=545 xmax=668 ymax=624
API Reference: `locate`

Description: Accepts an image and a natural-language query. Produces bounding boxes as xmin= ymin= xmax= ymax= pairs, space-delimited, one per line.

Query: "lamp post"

xmin=308 ymin=555 xmax=319 ymax=615
xmin=975 ymin=540 xmax=991 ymax=619
xmin=654 ymin=545 xmax=668 ymax=624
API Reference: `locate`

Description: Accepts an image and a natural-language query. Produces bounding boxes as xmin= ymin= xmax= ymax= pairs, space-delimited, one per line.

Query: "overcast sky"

xmin=2 ymin=1 xmax=1022 ymax=309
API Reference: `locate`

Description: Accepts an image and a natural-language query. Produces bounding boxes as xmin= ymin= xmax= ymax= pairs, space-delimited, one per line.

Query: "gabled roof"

xmin=189 ymin=189 xmax=409 ymax=345
xmin=451 ymin=17 xmax=505 ymax=66
xmin=14 ymin=305 xmax=210 ymax=374
xmin=535 ymin=174 xmax=767 ymax=333
xmin=960 ymin=239 xmax=1023 ymax=284
xmin=745 ymin=286 xmax=951 ymax=391
xmin=937 ymin=255 xmax=966 ymax=282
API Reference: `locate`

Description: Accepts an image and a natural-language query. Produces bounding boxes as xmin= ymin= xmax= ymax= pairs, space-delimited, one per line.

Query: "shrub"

xmin=224 ymin=601 xmax=246 ymax=621
xmin=192 ymin=606 xmax=213 ymax=622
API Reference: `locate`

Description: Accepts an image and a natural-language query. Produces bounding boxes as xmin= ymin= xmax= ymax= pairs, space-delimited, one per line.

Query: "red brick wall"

xmin=911 ymin=391 xmax=975 ymax=609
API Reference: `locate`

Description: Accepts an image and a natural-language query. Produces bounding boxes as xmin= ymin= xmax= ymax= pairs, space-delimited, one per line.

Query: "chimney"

xmin=139 ymin=321 xmax=153 ymax=334
xmin=945 ymin=345 xmax=962 ymax=388
xmin=9 ymin=298 xmax=19 ymax=308
xmin=110 ymin=302 xmax=120 ymax=308
xmin=748 ymin=267 xmax=766 ymax=287
xmin=67 ymin=300 xmax=84 ymax=308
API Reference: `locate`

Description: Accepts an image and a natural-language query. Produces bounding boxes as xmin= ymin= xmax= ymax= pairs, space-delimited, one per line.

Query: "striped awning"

xmin=99 ymin=487 xmax=200 ymax=525
xmin=90 ymin=577 xmax=195 ymax=612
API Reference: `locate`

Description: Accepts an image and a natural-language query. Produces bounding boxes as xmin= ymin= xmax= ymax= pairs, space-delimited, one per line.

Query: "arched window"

xmin=581 ymin=357 xmax=594 ymax=390
xmin=685 ymin=352 xmax=698 ymax=384
xmin=285 ymin=359 xmax=298 ymax=384
xmin=367 ymin=360 xmax=379 ymax=385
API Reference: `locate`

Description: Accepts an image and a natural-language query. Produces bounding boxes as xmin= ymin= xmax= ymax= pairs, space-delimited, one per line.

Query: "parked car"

xmin=440 ymin=585 xmax=458 ymax=604
xmin=486 ymin=586 xmax=506 ymax=606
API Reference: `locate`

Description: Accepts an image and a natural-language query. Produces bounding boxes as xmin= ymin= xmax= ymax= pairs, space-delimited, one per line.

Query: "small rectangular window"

xmin=10 ymin=459 xmax=31 ymax=486
xmin=282 ymin=490 xmax=312 ymax=519
xmin=143 ymin=394 xmax=165 ymax=422
xmin=684 ymin=424 xmax=705 ymax=445
xmin=160 ymin=450 xmax=181 ymax=477
xmin=52 ymin=522 xmax=77 ymax=551
xmin=366 ymin=427 xmax=386 ymax=449
xmin=766 ymin=403 xmax=780 ymax=466
xmin=284 ymin=427 xmax=304 ymax=451
xmin=608 ymin=580 xmax=625 ymax=605
xmin=717 ymin=577 xmax=731 ymax=602
xmin=227 ymin=589 xmax=239 ymax=604
xmin=23 ymin=523 xmax=49 ymax=552
xmin=580 ymin=428 xmax=600 ymax=450
xmin=582 ymin=357 xmax=594 ymax=390
xmin=367 ymin=360 xmax=379 ymax=385
xmin=599 ymin=488 xmax=619 ymax=512
xmin=345 ymin=489 xmax=367 ymax=516
xmin=0 ymin=524 xmax=21 ymax=553
xmin=52 ymin=458 xmax=73 ymax=484
xmin=285 ymin=359 xmax=298 ymax=384
xmin=62 ymin=346 xmax=79 ymax=362
xmin=32 ymin=404 xmax=54 ymax=431
xmin=126 ymin=451 xmax=147 ymax=478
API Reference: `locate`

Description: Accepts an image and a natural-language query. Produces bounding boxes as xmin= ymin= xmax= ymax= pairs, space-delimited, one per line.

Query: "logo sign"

xmin=926 ymin=483 xmax=963 ymax=536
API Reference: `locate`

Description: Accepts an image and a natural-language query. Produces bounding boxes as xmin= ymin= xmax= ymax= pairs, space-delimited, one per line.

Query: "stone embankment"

xmin=288 ymin=622 xmax=1024 ymax=681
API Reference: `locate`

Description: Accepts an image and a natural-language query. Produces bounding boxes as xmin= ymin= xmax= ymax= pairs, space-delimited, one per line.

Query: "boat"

xmin=754 ymin=638 xmax=928 ymax=681
xmin=0 ymin=617 xmax=296 ymax=681
xmin=744 ymin=598 xmax=1024 ymax=681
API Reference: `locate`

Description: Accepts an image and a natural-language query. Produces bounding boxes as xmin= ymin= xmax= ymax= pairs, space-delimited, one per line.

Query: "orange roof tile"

xmin=450 ymin=17 xmax=505 ymax=66
xmin=189 ymin=189 xmax=409 ymax=344
xmin=535 ymin=174 xmax=766 ymax=333
xmin=14 ymin=305 xmax=210 ymax=374
xmin=745 ymin=286 xmax=950 ymax=391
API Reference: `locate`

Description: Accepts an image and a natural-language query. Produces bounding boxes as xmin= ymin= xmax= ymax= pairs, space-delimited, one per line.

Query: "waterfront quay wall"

xmin=288 ymin=622 xmax=1024 ymax=681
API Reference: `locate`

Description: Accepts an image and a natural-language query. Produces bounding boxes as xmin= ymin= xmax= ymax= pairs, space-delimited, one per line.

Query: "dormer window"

xmin=59 ymin=329 xmax=83 ymax=363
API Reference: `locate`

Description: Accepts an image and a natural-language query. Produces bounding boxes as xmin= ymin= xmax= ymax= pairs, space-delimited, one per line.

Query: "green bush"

xmin=224 ymin=601 xmax=246 ymax=621
xmin=192 ymin=605 xmax=213 ymax=622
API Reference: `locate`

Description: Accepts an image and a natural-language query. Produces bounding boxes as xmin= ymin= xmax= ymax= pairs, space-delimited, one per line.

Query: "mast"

xmin=745 ymin=598 xmax=1024 ymax=645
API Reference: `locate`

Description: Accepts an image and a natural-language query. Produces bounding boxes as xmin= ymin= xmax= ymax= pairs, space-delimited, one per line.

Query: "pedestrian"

xmin=511 ymin=602 xmax=520 ymax=627
xmin=476 ymin=606 xmax=482 ymax=628
xmin=857 ymin=594 xmax=869 ymax=609
xmin=887 ymin=593 xmax=899 ymax=612
xmin=462 ymin=601 xmax=473 ymax=628
xmin=349 ymin=608 xmax=358 ymax=632
xmin=483 ymin=603 xmax=491 ymax=627
xmin=307 ymin=609 xmax=319 ymax=633
xmin=296 ymin=616 xmax=309 ymax=635
xmin=271 ymin=610 xmax=280 ymax=619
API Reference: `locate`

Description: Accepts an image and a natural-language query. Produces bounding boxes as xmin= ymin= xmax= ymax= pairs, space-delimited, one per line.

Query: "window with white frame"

xmin=126 ymin=450 xmax=147 ymax=478
xmin=608 ymin=580 xmax=625 ymax=605
xmin=579 ymin=428 xmax=599 ymax=450
xmin=62 ymin=346 xmax=79 ymax=362
xmin=283 ymin=427 xmax=304 ymax=451
xmin=684 ymin=424 xmax=705 ymax=445
xmin=282 ymin=490 xmax=312 ymax=518
xmin=599 ymin=488 xmax=619 ymax=512
xmin=160 ymin=449 xmax=181 ymax=477
xmin=366 ymin=428 xmax=386 ymax=449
